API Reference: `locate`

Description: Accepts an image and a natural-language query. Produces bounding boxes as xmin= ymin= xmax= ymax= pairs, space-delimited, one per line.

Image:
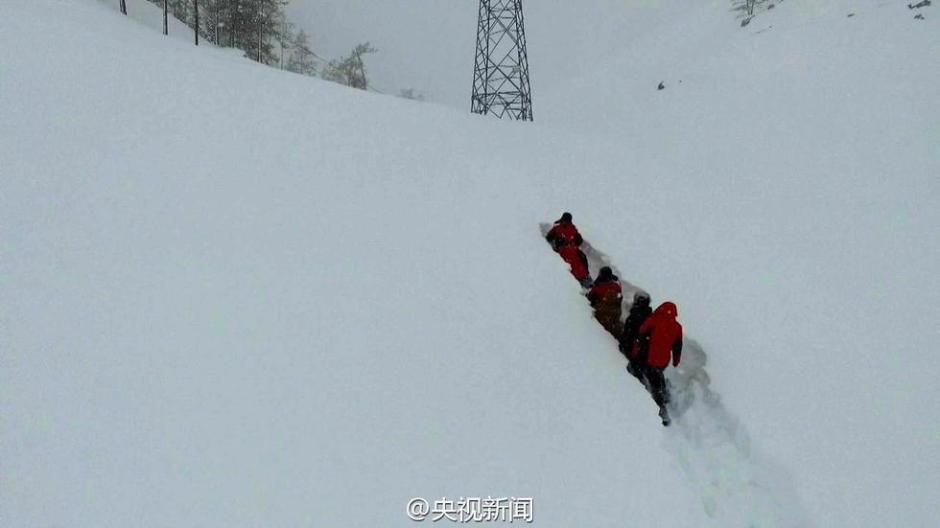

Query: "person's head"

xmin=598 ymin=266 xmax=614 ymax=281
xmin=656 ymin=301 xmax=678 ymax=318
xmin=633 ymin=291 xmax=651 ymax=308
xmin=558 ymin=212 xmax=573 ymax=224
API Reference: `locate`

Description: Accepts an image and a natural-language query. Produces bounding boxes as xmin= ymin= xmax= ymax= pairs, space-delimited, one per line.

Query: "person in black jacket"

xmin=619 ymin=291 xmax=652 ymax=381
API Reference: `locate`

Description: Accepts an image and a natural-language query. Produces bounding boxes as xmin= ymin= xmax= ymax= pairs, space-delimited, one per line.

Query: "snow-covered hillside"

xmin=538 ymin=1 xmax=940 ymax=525
xmin=2 ymin=1 xmax=937 ymax=527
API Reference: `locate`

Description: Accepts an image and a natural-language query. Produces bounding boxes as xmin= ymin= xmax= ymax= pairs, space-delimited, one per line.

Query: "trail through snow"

xmin=541 ymin=223 xmax=811 ymax=527
xmin=4 ymin=1 xmax=936 ymax=525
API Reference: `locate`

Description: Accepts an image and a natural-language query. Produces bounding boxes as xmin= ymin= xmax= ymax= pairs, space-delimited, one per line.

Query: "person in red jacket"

xmin=546 ymin=212 xmax=591 ymax=286
xmin=545 ymin=212 xmax=583 ymax=250
xmin=637 ymin=301 xmax=683 ymax=426
xmin=587 ymin=266 xmax=623 ymax=335
xmin=558 ymin=245 xmax=591 ymax=287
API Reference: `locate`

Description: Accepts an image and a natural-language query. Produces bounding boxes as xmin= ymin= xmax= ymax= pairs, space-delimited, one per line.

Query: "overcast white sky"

xmin=286 ymin=1 xmax=647 ymax=109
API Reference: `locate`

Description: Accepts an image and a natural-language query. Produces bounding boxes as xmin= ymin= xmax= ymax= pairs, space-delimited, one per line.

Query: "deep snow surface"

xmin=2 ymin=1 xmax=938 ymax=527
xmin=540 ymin=1 xmax=940 ymax=525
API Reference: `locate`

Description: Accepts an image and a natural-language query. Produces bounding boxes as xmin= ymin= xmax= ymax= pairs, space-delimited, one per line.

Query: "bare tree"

xmin=274 ymin=19 xmax=294 ymax=69
xmin=138 ymin=0 xmax=319 ymax=71
xmin=323 ymin=42 xmax=377 ymax=90
xmin=254 ymin=0 xmax=288 ymax=64
xmin=286 ymin=29 xmax=318 ymax=76
xmin=257 ymin=0 xmax=263 ymax=61
xmin=732 ymin=0 xmax=772 ymax=20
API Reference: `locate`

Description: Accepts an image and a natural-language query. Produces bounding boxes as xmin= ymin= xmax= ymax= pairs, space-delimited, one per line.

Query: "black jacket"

xmin=620 ymin=303 xmax=652 ymax=355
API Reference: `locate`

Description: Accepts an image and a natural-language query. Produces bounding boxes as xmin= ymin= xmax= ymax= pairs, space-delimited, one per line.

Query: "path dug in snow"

xmin=0 ymin=2 xmax=740 ymax=527
xmin=542 ymin=224 xmax=810 ymax=527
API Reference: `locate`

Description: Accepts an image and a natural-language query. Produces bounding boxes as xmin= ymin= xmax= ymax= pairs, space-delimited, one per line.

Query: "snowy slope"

xmin=0 ymin=2 xmax=724 ymax=527
xmin=1 ymin=1 xmax=938 ymax=527
xmin=537 ymin=1 xmax=940 ymax=526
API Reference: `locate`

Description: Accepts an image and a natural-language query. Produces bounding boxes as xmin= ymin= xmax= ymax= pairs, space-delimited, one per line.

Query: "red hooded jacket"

xmin=558 ymin=245 xmax=590 ymax=281
xmin=587 ymin=281 xmax=622 ymax=307
xmin=546 ymin=222 xmax=583 ymax=249
xmin=638 ymin=302 xmax=683 ymax=369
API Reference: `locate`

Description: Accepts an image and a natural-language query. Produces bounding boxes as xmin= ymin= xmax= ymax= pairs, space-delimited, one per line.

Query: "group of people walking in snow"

xmin=546 ymin=212 xmax=683 ymax=426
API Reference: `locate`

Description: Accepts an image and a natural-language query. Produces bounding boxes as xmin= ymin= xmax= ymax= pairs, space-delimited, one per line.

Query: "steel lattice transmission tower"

xmin=471 ymin=0 xmax=533 ymax=121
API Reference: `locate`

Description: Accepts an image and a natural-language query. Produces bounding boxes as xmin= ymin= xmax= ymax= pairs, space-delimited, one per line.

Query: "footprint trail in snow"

xmin=540 ymin=223 xmax=812 ymax=527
